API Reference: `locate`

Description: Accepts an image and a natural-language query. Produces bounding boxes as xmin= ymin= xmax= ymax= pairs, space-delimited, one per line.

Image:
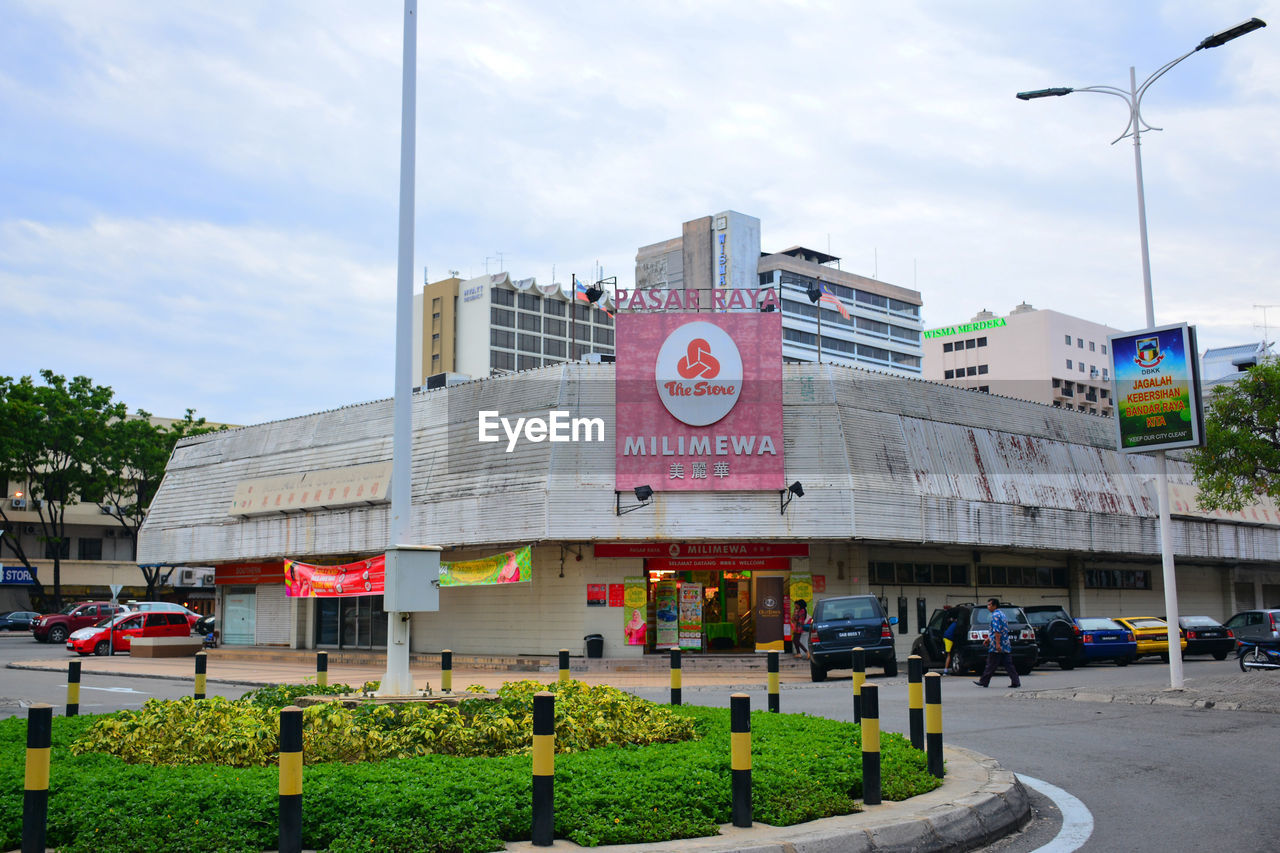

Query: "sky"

xmin=2 ymin=1 xmax=1276 ymax=426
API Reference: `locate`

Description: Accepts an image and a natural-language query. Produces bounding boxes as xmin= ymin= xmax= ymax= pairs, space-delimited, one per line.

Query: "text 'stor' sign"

xmin=1109 ymin=323 xmax=1204 ymax=453
xmin=617 ymin=312 xmax=784 ymax=491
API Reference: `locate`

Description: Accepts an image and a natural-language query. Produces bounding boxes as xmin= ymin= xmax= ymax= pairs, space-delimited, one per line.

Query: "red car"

xmin=31 ymin=601 xmax=128 ymax=644
xmin=67 ymin=611 xmax=193 ymax=655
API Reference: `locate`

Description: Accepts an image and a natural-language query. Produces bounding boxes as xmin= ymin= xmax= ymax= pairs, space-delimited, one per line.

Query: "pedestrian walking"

xmin=942 ymin=608 xmax=959 ymax=674
xmin=792 ymin=599 xmax=809 ymax=660
xmin=973 ymin=598 xmax=1021 ymax=688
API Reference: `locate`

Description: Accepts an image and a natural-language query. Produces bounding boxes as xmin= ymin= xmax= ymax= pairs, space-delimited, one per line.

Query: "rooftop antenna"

xmin=1255 ymin=304 xmax=1278 ymax=344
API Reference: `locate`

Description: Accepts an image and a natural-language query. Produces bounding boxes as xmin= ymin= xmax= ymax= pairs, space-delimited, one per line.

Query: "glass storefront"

xmin=315 ymin=595 xmax=387 ymax=648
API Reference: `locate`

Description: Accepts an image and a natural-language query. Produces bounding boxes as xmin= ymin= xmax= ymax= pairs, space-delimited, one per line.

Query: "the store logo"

xmin=1134 ymin=336 xmax=1164 ymax=368
xmin=656 ymin=321 xmax=743 ymax=426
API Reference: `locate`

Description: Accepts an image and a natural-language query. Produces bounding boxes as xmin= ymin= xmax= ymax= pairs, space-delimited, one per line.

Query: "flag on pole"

xmin=574 ymin=277 xmax=591 ymax=303
xmin=819 ymin=283 xmax=850 ymax=320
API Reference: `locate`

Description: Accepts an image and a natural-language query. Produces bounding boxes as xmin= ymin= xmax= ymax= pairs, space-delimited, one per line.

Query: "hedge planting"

xmin=0 ymin=682 xmax=942 ymax=852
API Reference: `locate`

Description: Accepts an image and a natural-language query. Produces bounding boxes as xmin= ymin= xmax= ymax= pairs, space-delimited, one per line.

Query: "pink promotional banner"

xmin=285 ymin=555 xmax=384 ymax=597
xmin=616 ymin=312 xmax=784 ymax=491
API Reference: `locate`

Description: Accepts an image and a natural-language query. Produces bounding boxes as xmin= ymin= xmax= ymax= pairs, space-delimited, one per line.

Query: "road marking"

xmin=1018 ymin=774 xmax=1094 ymax=853
xmin=80 ymin=686 xmax=148 ymax=694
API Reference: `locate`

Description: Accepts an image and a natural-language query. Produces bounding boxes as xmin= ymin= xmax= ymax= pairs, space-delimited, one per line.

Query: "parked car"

xmin=124 ymin=601 xmax=201 ymax=630
xmin=32 ymin=601 xmax=128 ymax=644
xmin=912 ymin=603 xmax=1038 ymax=676
xmin=66 ymin=610 xmax=193 ymax=655
xmin=1112 ymin=616 xmax=1187 ymax=660
xmin=1073 ymin=617 xmax=1137 ymax=665
xmin=1020 ymin=605 xmax=1081 ymax=670
xmin=1177 ymin=615 xmax=1235 ymax=660
xmin=0 ymin=610 xmax=40 ymax=631
xmin=194 ymin=614 xmax=216 ymax=636
xmin=1223 ymin=609 xmax=1280 ymax=646
xmin=808 ymin=594 xmax=898 ymax=681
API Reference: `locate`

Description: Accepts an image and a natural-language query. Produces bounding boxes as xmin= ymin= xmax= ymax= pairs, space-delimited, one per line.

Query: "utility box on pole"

xmin=383 ymin=545 xmax=442 ymax=613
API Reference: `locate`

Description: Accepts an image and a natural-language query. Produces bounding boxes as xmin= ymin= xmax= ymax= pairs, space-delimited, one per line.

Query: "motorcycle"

xmin=1237 ymin=640 xmax=1280 ymax=672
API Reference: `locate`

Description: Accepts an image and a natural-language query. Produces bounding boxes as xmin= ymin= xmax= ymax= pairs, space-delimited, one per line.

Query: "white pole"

xmin=1129 ymin=66 xmax=1183 ymax=689
xmin=381 ymin=0 xmax=418 ymax=697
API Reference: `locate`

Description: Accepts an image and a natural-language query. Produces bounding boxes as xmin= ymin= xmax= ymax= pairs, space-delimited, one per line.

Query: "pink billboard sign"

xmin=616 ymin=312 xmax=784 ymax=491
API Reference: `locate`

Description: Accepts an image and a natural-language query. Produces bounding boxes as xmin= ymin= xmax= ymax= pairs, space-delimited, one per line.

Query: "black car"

xmin=912 ymin=603 xmax=1038 ymax=676
xmin=808 ymin=594 xmax=898 ymax=681
xmin=1021 ymin=605 xmax=1081 ymax=670
xmin=0 ymin=610 xmax=39 ymax=631
xmin=194 ymin=614 xmax=216 ymax=636
xmin=1178 ymin=615 xmax=1234 ymax=660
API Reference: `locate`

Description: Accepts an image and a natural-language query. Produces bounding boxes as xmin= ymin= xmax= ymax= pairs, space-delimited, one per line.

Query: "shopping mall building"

xmin=137 ymin=306 xmax=1280 ymax=656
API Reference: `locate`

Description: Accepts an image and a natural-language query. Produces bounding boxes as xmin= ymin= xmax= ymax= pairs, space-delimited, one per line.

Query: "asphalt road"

xmin=4 ymin=635 xmax=1276 ymax=853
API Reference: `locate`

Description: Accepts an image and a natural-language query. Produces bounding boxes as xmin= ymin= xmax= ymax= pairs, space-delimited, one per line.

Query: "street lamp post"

xmin=1016 ymin=17 xmax=1266 ymax=690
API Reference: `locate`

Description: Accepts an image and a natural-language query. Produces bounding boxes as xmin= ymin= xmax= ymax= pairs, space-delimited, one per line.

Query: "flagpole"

xmin=817 ymin=298 xmax=823 ymax=364
xmin=570 ymin=273 xmax=577 ymax=363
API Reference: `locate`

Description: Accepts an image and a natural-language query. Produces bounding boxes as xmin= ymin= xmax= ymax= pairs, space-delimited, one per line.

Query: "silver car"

xmin=1223 ymin=610 xmax=1280 ymax=645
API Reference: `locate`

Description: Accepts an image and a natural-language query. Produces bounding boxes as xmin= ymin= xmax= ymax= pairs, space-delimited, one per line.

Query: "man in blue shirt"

xmin=974 ymin=598 xmax=1021 ymax=688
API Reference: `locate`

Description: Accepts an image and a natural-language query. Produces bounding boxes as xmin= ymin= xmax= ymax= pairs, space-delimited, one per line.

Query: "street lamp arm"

xmin=1055 ymin=85 xmax=1151 ymax=145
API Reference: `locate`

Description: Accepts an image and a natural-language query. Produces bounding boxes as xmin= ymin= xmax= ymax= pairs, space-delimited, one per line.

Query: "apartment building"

xmin=922 ymin=303 xmax=1122 ymax=416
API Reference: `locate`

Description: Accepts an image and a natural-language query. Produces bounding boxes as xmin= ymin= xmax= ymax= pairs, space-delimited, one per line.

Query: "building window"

xmin=1078 ymin=362 xmax=1085 ymax=373
xmin=593 ymin=327 xmax=614 ymax=345
xmin=977 ymin=337 xmax=987 ymax=347
xmin=977 ymin=565 xmax=1068 ymax=587
xmin=1052 ymin=378 xmax=1060 ymax=388
xmin=1077 ymin=338 xmax=1084 ymax=348
xmin=544 ymin=338 xmax=566 ymax=358
xmin=597 ymin=312 xmax=614 ymax=328
xmin=1085 ymin=569 xmax=1151 ymax=589
xmin=1089 ymin=341 xmax=1096 ymax=351
xmin=573 ymin=303 xmax=591 ymax=322
xmin=1100 ymin=388 xmax=1108 ymax=399
xmin=891 ymin=352 xmax=921 ymax=368
xmin=966 ymin=366 xmax=977 ymax=376
xmin=517 ymin=354 xmax=540 ymax=371
xmin=978 ymin=385 xmax=989 ymax=393
xmin=1065 ymin=334 xmax=1072 ymax=345
xmin=432 ymin=311 xmax=441 ymax=321
xmin=977 ymin=364 xmax=989 ymax=375
xmin=1066 ymin=359 xmax=1073 ymax=370
xmin=78 ymin=538 xmax=103 ymax=561
xmin=518 ymin=313 xmax=541 ymax=332
xmin=783 ymin=328 xmax=817 ymax=347
xmin=431 ymin=333 xmax=440 ymax=341
xmin=490 ymin=288 xmax=514 ymax=307
xmin=44 ymin=539 xmax=71 ymax=560
xmin=1101 ymin=344 xmax=1108 ymax=355
xmin=543 ymin=318 xmax=566 ymax=337
xmin=888 ymin=298 xmax=920 ymax=317
xmin=859 ymin=344 xmax=889 ymax=361
xmin=544 ymin=300 xmax=565 ymax=317
xmin=490 ymin=350 xmax=515 ymax=372
xmin=943 ymin=342 xmax=954 ymax=353
xmin=491 ymin=307 xmax=514 ymax=328
xmin=518 ymin=334 xmax=540 ymax=353
xmin=870 ymin=561 xmax=968 ymax=585
xmin=490 ymin=329 xmax=514 ymax=349
xmin=965 ymin=338 xmax=977 ymax=349
xmin=431 ymin=354 xmax=440 ymax=366
xmin=944 ymin=369 xmax=955 ymax=379
xmin=518 ymin=293 xmax=541 ymax=312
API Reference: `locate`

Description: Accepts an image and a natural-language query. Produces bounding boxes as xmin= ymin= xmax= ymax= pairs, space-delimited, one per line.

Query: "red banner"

xmin=285 ymin=555 xmax=384 ymax=597
xmin=215 ymin=562 xmax=285 ymax=585
xmin=644 ymin=557 xmax=792 ymax=572
xmin=595 ymin=542 xmax=809 ymax=559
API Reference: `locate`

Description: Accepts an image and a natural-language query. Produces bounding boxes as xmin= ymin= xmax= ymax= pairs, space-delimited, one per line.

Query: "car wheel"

xmin=810 ymin=661 xmax=828 ymax=683
xmin=94 ymin=641 xmax=110 ymax=656
xmin=1115 ymin=657 xmax=1129 ymax=667
xmin=1212 ymin=651 xmax=1228 ymax=661
xmin=1058 ymin=658 xmax=1075 ymax=670
xmin=47 ymin=626 xmax=68 ymax=644
xmin=948 ymin=656 xmax=965 ymax=676
xmin=884 ymin=657 xmax=898 ymax=678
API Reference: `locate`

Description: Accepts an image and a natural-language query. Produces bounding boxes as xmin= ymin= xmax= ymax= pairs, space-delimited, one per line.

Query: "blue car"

xmin=1074 ymin=617 xmax=1137 ymax=665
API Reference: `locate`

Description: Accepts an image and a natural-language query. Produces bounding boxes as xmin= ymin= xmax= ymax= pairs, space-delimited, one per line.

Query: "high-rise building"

xmin=921 ymin=303 xmax=1122 ymax=416
xmin=413 ymin=272 xmax=616 ymax=386
xmin=635 ymin=211 xmax=925 ymax=375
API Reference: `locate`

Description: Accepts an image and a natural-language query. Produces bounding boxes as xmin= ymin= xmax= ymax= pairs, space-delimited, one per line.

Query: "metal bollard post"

xmin=66 ymin=660 xmax=81 ymax=717
xmin=861 ymin=683 xmax=881 ymax=805
xmin=670 ymin=648 xmax=682 ymax=705
xmin=558 ymin=648 xmax=570 ymax=684
xmin=23 ymin=703 xmax=52 ymax=853
xmin=925 ymin=672 xmax=945 ymax=779
xmin=851 ymin=647 xmax=866 ymax=723
xmin=194 ymin=650 xmax=207 ymax=699
xmin=767 ymin=650 xmax=780 ymax=713
xmin=532 ymin=691 xmax=555 ymax=846
xmin=315 ymin=651 xmax=328 ymax=688
xmin=441 ymin=649 xmax=453 ymax=693
xmin=730 ymin=693 xmax=752 ymax=828
xmin=907 ymin=655 xmax=924 ymax=750
xmin=278 ymin=705 xmax=303 ymax=853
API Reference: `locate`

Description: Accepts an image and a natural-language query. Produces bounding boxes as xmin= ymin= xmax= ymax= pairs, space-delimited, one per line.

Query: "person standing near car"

xmin=974 ymin=598 xmax=1021 ymax=688
xmin=942 ymin=608 xmax=959 ymax=673
xmin=792 ymin=599 xmax=809 ymax=660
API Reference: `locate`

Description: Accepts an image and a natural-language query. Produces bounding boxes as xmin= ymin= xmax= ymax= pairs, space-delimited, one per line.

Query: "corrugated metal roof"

xmin=138 ymin=362 xmax=1280 ymax=566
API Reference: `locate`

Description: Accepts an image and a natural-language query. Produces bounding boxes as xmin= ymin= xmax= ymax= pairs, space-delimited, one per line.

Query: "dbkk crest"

xmin=1133 ymin=336 xmax=1164 ymax=368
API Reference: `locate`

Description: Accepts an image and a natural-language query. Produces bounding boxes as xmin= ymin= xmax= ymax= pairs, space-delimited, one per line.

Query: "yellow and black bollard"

xmin=23 ymin=703 xmax=52 ymax=853
xmin=767 ymin=650 xmax=780 ymax=713
xmin=851 ymin=647 xmax=866 ymax=723
xmin=66 ymin=659 xmax=81 ymax=717
xmin=670 ymin=648 xmax=682 ymax=705
xmin=194 ymin=650 xmax=207 ymax=699
xmin=278 ymin=705 xmax=303 ymax=853
xmin=860 ymin=682 xmax=881 ymax=805
xmin=558 ymin=648 xmax=570 ymax=684
xmin=532 ymin=690 xmax=555 ymax=846
xmin=730 ymin=693 xmax=752 ymax=827
xmin=315 ymin=650 xmax=328 ymax=688
xmin=925 ymin=672 xmax=944 ymax=779
xmin=441 ymin=649 xmax=453 ymax=693
xmin=907 ymin=654 xmax=924 ymax=750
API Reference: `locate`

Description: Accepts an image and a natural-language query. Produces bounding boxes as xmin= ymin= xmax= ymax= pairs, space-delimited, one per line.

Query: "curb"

xmin=6 ymin=661 xmax=269 ymax=688
xmin=1010 ymin=687 xmax=1250 ymax=712
xmin=504 ymin=746 xmax=1030 ymax=853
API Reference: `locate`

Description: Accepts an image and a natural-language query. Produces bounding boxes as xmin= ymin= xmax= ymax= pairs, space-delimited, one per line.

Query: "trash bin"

xmin=584 ymin=633 xmax=604 ymax=659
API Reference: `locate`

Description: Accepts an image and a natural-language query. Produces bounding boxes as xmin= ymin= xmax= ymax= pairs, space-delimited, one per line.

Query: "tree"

xmin=0 ymin=371 xmax=126 ymax=610
xmin=1189 ymin=358 xmax=1280 ymax=512
xmin=96 ymin=409 xmax=223 ymax=598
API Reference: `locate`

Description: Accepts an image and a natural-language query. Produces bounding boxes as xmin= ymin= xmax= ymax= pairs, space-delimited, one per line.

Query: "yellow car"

xmin=1113 ymin=616 xmax=1187 ymax=660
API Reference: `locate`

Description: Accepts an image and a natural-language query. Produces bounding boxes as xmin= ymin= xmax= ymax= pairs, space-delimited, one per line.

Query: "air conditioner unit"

xmin=201 ymin=575 xmax=215 ymax=587
xmin=23 ymin=525 xmax=36 ymax=535
xmin=31 ymin=499 xmax=44 ymax=510
xmin=178 ymin=568 xmax=197 ymax=586
xmin=104 ymin=528 xmax=117 ymax=538
xmin=100 ymin=505 xmax=115 ymax=515
xmin=10 ymin=498 xmax=26 ymax=510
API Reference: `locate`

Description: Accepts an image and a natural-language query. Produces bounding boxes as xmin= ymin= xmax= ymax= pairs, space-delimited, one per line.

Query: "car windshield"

xmin=1024 ymin=610 xmax=1068 ymax=627
xmin=1126 ymin=618 xmax=1166 ymax=629
xmin=972 ymin=607 xmax=1023 ymax=626
xmin=1077 ymin=617 xmax=1123 ymax=630
xmin=1181 ymin=616 xmax=1221 ymax=627
xmin=93 ymin=616 xmax=116 ymax=628
xmin=58 ymin=604 xmax=81 ymax=615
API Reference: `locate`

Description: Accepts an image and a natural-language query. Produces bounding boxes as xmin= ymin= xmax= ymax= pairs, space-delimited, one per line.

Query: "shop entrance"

xmin=315 ymin=596 xmax=388 ymax=649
